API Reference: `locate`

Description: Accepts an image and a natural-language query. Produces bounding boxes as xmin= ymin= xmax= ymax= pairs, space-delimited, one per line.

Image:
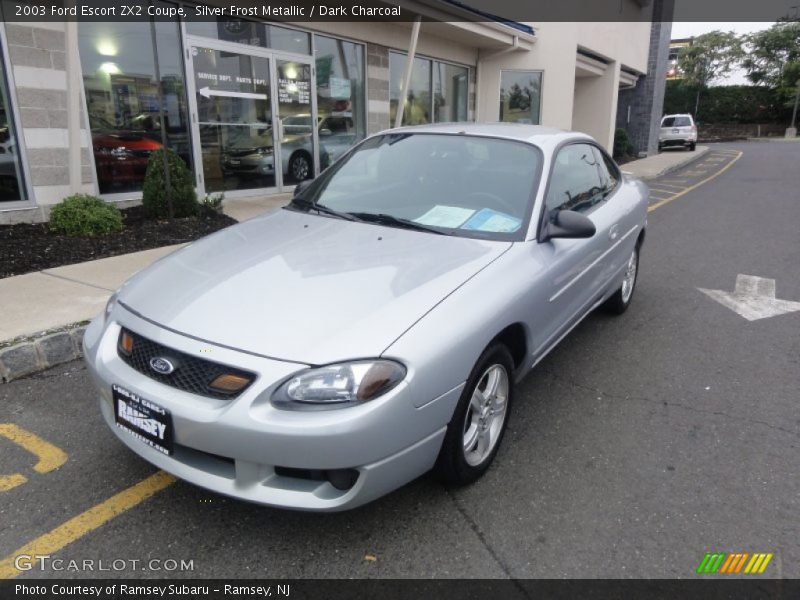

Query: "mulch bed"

xmin=0 ymin=205 xmax=238 ymax=279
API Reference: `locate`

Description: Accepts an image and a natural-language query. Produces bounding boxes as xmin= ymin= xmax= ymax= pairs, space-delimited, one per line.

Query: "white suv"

xmin=659 ymin=114 xmax=697 ymax=151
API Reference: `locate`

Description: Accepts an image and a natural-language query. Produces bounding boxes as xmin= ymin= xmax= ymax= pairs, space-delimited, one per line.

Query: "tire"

xmin=658 ymin=143 xmax=663 ymax=152
xmin=435 ymin=344 xmax=514 ymax=486
xmin=603 ymin=244 xmax=640 ymax=315
xmin=289 ymin=152 xmax=311 ymax=181
xmin=689 ymin=142 xmax=696 ymax=151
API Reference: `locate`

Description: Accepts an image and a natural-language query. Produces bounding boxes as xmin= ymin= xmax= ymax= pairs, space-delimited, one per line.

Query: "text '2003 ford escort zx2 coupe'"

xmin=84 ymin=123 xmax=648 ymax=511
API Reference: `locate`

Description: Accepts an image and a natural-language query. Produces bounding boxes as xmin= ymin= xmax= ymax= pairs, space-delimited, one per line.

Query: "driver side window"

xmin=545 ymin=143 xmax=605 ymax=217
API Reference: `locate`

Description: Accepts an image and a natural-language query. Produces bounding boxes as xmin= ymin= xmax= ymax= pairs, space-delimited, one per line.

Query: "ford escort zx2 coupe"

xmin=84 ymin=123 xmax=648 ymax=511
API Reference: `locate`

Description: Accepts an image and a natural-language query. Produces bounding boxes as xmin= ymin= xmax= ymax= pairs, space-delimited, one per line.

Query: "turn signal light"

xmin=209 ymin=373 xmax=252 ymax=394
xmin=119 ymin=331 xmax=134 ymax=355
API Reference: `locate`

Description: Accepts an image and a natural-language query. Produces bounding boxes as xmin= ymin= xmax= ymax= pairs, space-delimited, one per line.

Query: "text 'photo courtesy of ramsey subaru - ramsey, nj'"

xmin=83 ymin=123 xmax=648 ymax=511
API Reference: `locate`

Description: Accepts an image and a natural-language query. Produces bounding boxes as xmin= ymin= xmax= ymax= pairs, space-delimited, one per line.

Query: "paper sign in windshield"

xmin=414 ymin=205 xmax=475 ymax=228
xmin=461 ymin=208 xmax=522 ymax=233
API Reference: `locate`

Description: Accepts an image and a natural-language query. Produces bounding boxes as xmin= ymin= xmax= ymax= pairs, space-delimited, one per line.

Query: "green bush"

xmin=613 ymin=128 xmax=634 ymax=160
xmin=663 ymin=80 xmax=791 ymax=124
xmin=142 ymin=148 xmax=197 ymax=218
xmin=49 ymin=194 xmax=123 ymax=237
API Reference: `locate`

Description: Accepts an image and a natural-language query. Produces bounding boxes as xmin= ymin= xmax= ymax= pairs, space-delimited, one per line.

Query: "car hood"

xmin=118 ymin=209 xmax=512 ymax=365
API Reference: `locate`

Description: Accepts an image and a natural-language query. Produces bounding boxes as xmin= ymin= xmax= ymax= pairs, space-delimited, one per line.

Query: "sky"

xmin=669 ymin=22 xmax=775 ymax=84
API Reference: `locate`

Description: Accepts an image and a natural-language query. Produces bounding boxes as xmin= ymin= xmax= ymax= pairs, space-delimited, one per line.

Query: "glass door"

xmin=189 ymin=44 xmax=276 ymax=194
xmin=186 ymin=38 xmax=318 ymax=196
xmin=274 ymin=58 xmax=316 ymax=185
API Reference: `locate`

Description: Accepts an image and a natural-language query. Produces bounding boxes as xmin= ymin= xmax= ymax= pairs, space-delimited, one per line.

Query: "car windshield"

xmin=662 ymin=116 xmax=692 ymax=127
xmin=297 ymin=133 xmax=542 ymax=241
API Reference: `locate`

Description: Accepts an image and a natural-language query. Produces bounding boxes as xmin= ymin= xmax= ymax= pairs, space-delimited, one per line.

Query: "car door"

xmin=591 ymin=145 xmax=640 ymax=286
xmin=533 ymin=142 xmax=618 ymax=355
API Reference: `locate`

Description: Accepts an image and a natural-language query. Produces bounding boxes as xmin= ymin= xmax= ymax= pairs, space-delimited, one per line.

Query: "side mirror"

xmin=293 ymin=178 xmax=314 ymax=197
xmin=544 ymin=210 xmax=596 ymax=240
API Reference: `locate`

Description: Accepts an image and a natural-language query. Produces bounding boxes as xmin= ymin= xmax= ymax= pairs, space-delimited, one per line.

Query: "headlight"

xmin=272 ymin=360 xmax=406 ymax=409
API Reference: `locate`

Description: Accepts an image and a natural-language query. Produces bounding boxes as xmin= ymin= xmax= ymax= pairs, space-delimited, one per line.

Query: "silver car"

xmin=83 ymin=123 xmax=648 ymax=511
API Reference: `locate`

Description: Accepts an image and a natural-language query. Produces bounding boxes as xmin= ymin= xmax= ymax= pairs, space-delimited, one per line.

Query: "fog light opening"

xmin=326 ymin=468 xmax=359 ymax=491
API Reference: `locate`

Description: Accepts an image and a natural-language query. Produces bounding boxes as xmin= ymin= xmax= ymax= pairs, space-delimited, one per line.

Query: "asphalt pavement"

xmin=1 ymin=141 xmax=798 ymax=579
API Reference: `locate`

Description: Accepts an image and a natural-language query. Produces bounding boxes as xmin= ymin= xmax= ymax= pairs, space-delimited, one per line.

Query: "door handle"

xmin=609 ymin=223 xmax=620 ymax=241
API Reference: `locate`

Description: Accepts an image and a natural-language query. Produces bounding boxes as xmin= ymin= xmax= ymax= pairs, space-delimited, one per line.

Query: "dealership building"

xmin=0 ymin=0 xmax=670 ymax=222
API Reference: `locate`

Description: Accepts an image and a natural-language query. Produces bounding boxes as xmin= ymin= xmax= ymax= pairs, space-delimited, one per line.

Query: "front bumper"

xmin=83 ymin=307 xmax=460 ymax=511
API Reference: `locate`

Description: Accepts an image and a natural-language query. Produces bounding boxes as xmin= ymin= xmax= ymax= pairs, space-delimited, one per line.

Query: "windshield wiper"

xmin=348 ymin=212 xmax=446 ymax=235
xmin=288 ymin=197 xmax=360 ymax=222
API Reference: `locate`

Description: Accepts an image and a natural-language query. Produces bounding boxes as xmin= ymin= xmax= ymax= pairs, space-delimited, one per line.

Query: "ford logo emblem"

xmin=149 ymin=357 xmax=175 ymax=375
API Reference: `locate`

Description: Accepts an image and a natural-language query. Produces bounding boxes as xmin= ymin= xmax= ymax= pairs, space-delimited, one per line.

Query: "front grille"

xmin=117 ymin=328 xmax=255 ymax=400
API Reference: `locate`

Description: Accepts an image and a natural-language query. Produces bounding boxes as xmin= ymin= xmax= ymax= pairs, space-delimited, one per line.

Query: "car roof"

xmin=373 ymin=122 xmax=594 ymax=149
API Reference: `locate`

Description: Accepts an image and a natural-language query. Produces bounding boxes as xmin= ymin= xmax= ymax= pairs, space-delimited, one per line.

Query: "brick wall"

xmin=3 ymin=22 xmax=94 ymax=219
xmin=366 ymin=43 xmax=390 ymax=134
xmin=615 ymin=0 xmax=673 ymax=156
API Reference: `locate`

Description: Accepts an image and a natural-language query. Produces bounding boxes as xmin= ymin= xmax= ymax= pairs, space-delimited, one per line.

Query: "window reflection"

xmin=390 ymin=52 xmax=468 ymax=126
xmin=185 ymin=18 xmax=311 ymax=55
xmin=0 ymin=44 xmax=25 ymax=202
xmin=390 ymin=53 xmax=431 ymax=126
xmin=499 ymin=70 xmax=542 ymax=125
xmin=314 ymin=35 xmax=366 ymax=170
xmin=79 ymin=9 xmax=191 ymax=194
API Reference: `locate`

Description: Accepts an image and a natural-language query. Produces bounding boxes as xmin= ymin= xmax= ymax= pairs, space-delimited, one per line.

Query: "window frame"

xmin=0 ymin=24 xmax=33 ymax=209
xmin=536 ymin=139 xmax=620 ymax=243
xmin=498 ymin=69 xmax=544 ymax=125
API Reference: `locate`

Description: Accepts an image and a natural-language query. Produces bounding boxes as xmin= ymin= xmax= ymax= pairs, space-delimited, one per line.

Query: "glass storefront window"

xmin=186 ymin=18 xmax=311 ymax=55
xmin=390 ymin=53 xmax=431 ymax=126
xmin=79 ymin=5 xmax=192 ymax=194
xmin=0 ymin=43 xmax=26 ymax=202
xmin=433 ymin=62 xmax=468 ymax=123
xmin=499 ymin=70 xmax=542 ymax=125
xmin=314 ymin=35 xmax=365 ymax=169
xmin=390 ymin=52 xmax=468 ymax=126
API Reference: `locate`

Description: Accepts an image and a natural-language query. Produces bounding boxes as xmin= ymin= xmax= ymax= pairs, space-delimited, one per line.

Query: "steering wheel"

xmin=465 ymin=191 xmax=518 ymax=216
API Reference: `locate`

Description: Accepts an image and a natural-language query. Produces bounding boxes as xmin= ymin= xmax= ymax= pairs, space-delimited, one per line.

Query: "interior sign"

xmin=278 ymin=79 xmax=311 ymax=104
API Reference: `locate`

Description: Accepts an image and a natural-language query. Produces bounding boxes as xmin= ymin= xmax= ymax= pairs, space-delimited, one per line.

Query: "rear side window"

xmin=545 ymin=143 xmax=604 ymax=215
xmin=662 ymin=116 xmax=692 ymax=127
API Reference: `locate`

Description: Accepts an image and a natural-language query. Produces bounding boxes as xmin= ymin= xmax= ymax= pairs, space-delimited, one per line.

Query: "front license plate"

xmin=113 ymin=384 xmax=173 ymax=455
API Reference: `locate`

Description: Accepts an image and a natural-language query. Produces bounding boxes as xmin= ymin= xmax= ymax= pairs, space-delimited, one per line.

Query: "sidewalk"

xmin=0 ymin=146 xmax=707 ymax=380
xmin=621 ymin=146 xmax=709 ymax=181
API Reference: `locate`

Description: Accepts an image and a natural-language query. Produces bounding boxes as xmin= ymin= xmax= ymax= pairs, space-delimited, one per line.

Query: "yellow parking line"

xmin=0 ymin=474 xmax=28 ymax=492
xmin=652 ymin=182 xmax=685 ymax=190
xmin=649 ymin=151 xmax=743 ymax=212
xmin=649 ymin=188 xmax=679 ymax=195
xmin=0 ymin=470 xmax=176 ymax=579
xmin=0 ymin=424 xmax=67 ymax=474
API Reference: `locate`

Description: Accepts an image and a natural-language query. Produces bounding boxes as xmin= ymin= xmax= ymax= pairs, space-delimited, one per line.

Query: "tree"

xmin=677 ymin=31 xmax=744 ymax=117
xmin=742 ymin=21 xmax=800 ymax=128
xmin=742 ymin=22 xmax=800 ymax=90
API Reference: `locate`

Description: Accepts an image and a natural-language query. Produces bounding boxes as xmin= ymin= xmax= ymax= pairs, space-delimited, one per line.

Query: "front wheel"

xmin=289 ymin=152 xmax=311 ymax=181
xmin=688 ymin=142 xmax=696 ymax=151
xmin=603 ymin=245 xmax=639 ymax=315
xmin=435 ymin=344 xmax=514 ymax=485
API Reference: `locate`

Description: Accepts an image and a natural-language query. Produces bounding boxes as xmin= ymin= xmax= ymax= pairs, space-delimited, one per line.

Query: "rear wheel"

xmin=603 ymin=245 xmax=639 ymax=315
xmin=435 ymin=344 xmax=514 ymax=485
xmin=689 ymin=142 xmax=696 ymax=151
xmin=289 ymin=152 xmax=312 ymax=181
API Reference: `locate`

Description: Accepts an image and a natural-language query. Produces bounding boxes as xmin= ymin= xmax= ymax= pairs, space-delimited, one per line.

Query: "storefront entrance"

xmin=185 ymin=36 xmax=317 ymax=197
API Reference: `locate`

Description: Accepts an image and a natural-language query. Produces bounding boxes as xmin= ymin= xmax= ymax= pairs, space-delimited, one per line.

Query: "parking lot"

xmin=1 ymin=141 xmax=798 ymax=579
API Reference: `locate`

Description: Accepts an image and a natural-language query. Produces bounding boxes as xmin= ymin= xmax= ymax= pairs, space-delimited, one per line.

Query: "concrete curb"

xmin=0 ymin=321 xmax=88 ymax=383
xmin=635 ymin=146 xmax=711 ymax=181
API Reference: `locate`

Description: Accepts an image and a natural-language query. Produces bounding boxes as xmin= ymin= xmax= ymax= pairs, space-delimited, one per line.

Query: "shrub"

xmin=142 ymin=148 xmax=197 ymax=218
xmin=613 ymin=128 xmax=634 ymax=160
xmin=198 ymin=193 xmax=224 ymax=219
xmin=49 ymin=194 xmax=123 ymax=237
